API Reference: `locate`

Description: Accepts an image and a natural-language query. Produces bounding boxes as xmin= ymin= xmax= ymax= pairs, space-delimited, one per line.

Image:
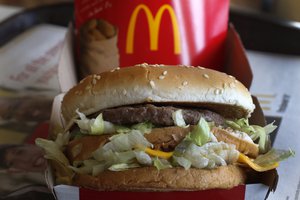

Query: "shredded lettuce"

xmin=35 ymin=132 xmax=70 ymax=166
xmin=172 ymin=109 xmax=187 ymax=127
xmin=131 ymin=122 xmax=154 ymax=134
xmin=153 ymin=157 xmax=172 ymax=170
xmin=115 ymin=151 xmax=136 ymax=163
xmin=226 ymin=118 xmax=277 ymax=153
xmin=84 ymin=130 xmax=154 ymax=175
xmin=90 ymin=112 xmax=105 ymax=134
xmin=115 ymin=125 xmax=131 ymax=133
xmin=75 ymin=110 xmax=116 ymax=135
xmin=176 ymin=119 xmax=240 ymax=169
xmin=102 ymin=130 xmax=153 ymax=152
xmin=92 ymin=149 xmax=116 ymax=163
xmin=114 ymin=122 xmax=154 ymax=134
xmin=264 ymin=122 xmax=278 ymax=135
xmin=186 ymin=118 xmax=211 ymax=146
xmin=174 ymin=140 xmax=239 ymax=169
xmin=54 ymin=132 xmax=71 ymax=148
xmin=134 ymin=150 xmax=152 ymax=165
xmin=172 ymin=156 xmax=191 ymax=170
xmin=38 ymin=112 xmax=293 ymax=176
xmin=254 ymin=148 xmax=295 ymax=166
xmin=75 ymin=110 xmax=154 ymax=136
xmin=108 ymin=163 xmax=140 ymax=171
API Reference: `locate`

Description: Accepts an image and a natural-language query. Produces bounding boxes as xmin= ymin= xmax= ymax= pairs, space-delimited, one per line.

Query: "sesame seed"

xmin=228 ymin=75 xmax=235 ymax=79
xmin=111 ymin=67 xmax=120 ymax=72
xmin=234 ymin=79 xmax=238 ymax=83
xmin=203 ymin=74 xmax=209 ymax=79
xmin=92 ymin=79 xmax=97 ymax=85
xmin=182 ymin=81 xmax=188 ymax=86
xmin=214 ymin=88 xmax=222 ymax=95
xmin=159 ymin=64 xmax=165 ymax=66
xmin=197 ymin=66 xmax=205 ymax=70
xmin=159 ymin=75 xmax=165 ymax=80
xmin=141 ymin=63 xmax=148 ymax=67
xmin=150 ymin=80 xmax=155 ymax=88
xmin=79 ymin=79 xmax=84 ymax=84
xmin=229 ymin=82 xmax=236 ymax=88
xmin=95 ymin=75 xmax=101 ymax=80
xmin=85 ymin=86 xmax=91 ymax=90
xmin=163 ymin=71 xmax=168 ymax=75
xmin=123 ymin=89 xmax=127 ymax=95
xmin=146 ymin=97 xmax=153 ymax=101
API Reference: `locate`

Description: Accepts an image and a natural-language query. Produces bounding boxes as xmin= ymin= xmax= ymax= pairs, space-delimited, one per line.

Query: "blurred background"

xmin=0 ymin=0 xmax=300 ymax=22
xmin=231 ymin=0 xmax=300 ymax=22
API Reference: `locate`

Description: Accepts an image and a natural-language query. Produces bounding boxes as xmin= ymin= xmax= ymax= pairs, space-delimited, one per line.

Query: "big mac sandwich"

xmin=36 ymin=64 xmax=293 ymax=191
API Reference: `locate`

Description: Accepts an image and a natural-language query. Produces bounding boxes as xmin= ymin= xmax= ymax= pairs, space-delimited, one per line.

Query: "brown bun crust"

xmin=62 ymin=65 xmax=255 ymax=130
xmin=74 ymin=165 xmax=246 ymax=191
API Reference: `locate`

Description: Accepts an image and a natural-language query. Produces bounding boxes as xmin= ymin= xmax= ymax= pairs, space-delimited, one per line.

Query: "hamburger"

xmin=36 ymin=64 xmax=293 ymax=191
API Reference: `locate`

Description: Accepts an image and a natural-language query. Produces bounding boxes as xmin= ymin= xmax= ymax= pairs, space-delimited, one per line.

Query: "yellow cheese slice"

xmin=144 ymin=147 xmax=173 ymax=159
xmin=238 ymin=153 xmax=279 ymax=172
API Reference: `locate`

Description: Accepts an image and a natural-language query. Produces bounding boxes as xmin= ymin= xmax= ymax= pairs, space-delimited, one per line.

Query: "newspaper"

xmin=247 ymin=50 xmax=300 ymax=200
xmin=0 ymin=22 xmax=66 ymax=199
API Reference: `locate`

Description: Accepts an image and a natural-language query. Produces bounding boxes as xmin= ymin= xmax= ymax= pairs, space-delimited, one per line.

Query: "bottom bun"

xmin=74 ymin=165 xmax=246 ymax=191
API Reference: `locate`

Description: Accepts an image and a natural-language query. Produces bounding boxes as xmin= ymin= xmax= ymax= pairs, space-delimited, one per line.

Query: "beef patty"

xmin=101 ymin=104 xmax=225 ymax=126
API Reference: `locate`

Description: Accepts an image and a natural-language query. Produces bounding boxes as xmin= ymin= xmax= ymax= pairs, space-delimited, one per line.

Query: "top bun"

xmin=62 ymin=64 xmax=255 ymax=130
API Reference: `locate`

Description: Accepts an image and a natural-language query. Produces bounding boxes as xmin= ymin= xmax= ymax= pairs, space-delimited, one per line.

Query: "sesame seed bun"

xmin=61 ymin=64 xmax=255 ymax=130
xmin=74 ymin=165 xmax=246 ymax=191
xmin=56 ymin=65 xmax=257 ymax=191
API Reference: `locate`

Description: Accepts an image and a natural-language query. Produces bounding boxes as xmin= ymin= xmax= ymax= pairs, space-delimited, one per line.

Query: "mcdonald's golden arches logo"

xmin=126 ymin=4 xmax=181 ymax=54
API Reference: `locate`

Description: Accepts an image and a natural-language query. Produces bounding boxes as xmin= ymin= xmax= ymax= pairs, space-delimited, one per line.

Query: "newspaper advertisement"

xmin=0 ymin=23 xmax=66 ymax=200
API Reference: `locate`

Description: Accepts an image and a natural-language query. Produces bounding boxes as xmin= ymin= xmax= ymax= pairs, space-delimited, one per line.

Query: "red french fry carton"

xmin=74 ymin=0 xmax=229 ymax=76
